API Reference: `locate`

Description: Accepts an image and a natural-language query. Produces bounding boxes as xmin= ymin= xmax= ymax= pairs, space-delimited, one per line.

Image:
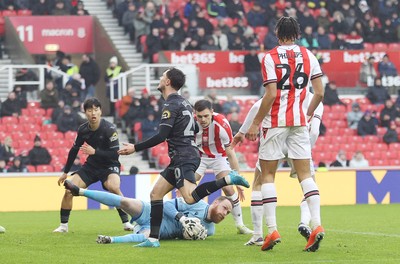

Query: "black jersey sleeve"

xmin=63 ymin=128 xmax=85 ymax=173
xmin=135 ymin=125 xmax=171 ymax=152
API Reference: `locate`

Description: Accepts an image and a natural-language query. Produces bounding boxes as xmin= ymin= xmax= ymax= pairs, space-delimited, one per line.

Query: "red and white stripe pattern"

xmin=260 ymin=45 xmax=322 ymax=128
xmin=195 ymin=113 xmax=233 ymax=158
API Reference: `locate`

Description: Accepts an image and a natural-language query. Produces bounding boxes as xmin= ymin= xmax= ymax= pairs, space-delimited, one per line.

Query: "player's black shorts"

xmin=160 ymin=157 xmax=200 ymax=189
xmin=73 ymin=163 xmax=120 ymax=190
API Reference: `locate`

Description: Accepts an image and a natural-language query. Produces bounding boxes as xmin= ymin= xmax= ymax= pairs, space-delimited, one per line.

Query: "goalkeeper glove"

xmin=176 ymin=213 xmax=202 ymax=238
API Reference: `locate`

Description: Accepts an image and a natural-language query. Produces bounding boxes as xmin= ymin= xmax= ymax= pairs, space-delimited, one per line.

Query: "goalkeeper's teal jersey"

xmin=160 ymin=198 xmax=215 ymax=239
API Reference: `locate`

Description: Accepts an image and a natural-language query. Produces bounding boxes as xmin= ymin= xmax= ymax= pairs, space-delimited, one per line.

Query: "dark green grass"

xmin=1 ymin=204 xmax=400 ymax=263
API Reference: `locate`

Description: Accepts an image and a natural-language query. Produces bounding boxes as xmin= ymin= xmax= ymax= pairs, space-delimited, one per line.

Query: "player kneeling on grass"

xmin=63 ymin=180 xmax=233 ymax=243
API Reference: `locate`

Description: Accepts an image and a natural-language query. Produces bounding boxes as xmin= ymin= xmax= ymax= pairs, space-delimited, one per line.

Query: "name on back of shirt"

xmin=278 ymin=52 xmax=303 ymax=59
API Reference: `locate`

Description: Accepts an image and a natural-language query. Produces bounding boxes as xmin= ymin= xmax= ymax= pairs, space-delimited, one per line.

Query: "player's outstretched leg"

xmin=97 ymin=235 xmax=112 ymax=244
xmin=134 ymin=238 xmax=160 ymax=248
xmin=227 ymin=170 xmax=250 ymax=188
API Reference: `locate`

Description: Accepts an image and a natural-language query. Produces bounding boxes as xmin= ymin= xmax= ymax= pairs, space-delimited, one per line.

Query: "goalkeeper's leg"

xmin=64 ymin=180 xmax=143 ymax=218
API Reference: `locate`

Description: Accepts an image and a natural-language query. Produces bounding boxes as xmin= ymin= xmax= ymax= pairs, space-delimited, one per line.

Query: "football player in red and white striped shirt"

xmin=246 ymin=16 xmax=325 ymax=252
xmin=233 ymin=93 xmax=323 ymax=247
xmin=194 ymin=99 xmax=253 ymax=235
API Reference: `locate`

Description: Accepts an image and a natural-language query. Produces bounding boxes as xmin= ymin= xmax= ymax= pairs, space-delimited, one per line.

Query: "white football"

xmin=0 ymin=226 xmax=6 ymax=233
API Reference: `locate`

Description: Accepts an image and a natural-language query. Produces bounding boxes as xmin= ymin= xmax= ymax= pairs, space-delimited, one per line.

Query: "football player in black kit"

xmin=54 ymin=98 xmax=135 ymax=233
xmin=118 ymin=67 xmax=250 ymax=247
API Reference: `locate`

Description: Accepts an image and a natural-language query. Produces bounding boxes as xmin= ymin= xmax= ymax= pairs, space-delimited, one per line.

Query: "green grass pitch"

xmin=1 ymin=204 xmax=400 ymax=264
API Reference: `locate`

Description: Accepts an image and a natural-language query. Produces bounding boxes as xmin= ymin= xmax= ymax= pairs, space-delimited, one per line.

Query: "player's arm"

xmin=58 ymin=132 xmax=84 ymax=185
xmin=310 ymin=113 xmax=321 ymax=147
xmin=226 ymin=145 xmax=240 ymax=172
xmin=120 ymin=105 xmax=177 ymax=154
xmin=232 ymin=99 xmax=262 ymax=148
xmin=167 ymin=198 xmax=205 ymax=238
xmin=63 ymin=134 xmax=84 ymax=174
xmin=246 ymin=83 xmax=277 ymax=141
xmin=134 ymin=124 xmax=171 ymax=152
xmin=307 ymin=51 xmax=324 ymax=118
xmin=163 ymin=199 xmax=181 ymax=220
xmin=92 ymin=128 xmax=120 ymax=160
xmin=308 ymin=77 xmax=324 ymax=118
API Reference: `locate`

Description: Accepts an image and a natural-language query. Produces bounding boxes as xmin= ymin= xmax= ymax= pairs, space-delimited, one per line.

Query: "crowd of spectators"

xmin=105 ymin=0 xmax=400 ymax=59
xmin=0 ymin=0 xmax=90 ymax=16
xmin=0 ymin=134 xmax=52 ymax=173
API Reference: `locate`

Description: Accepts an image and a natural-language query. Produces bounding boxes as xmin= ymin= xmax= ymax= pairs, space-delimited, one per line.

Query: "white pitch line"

xmin=326 ymin=229 xmax=400 ymax=238
xmin=279 ymin=226 xmax=400 ymax=238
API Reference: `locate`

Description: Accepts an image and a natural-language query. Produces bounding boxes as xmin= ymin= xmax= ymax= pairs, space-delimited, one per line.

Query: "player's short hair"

xmin=275 ymin=16 xmax=301 ymax=42
xmin=194 ymin=99 xmax=212 ymax=112
xmin=166 ymin=67 xmax=186 ymax=91
xmin=215 ymin=196 xmax=234 ymax=208
xmin=83 ymin=98 xmax=102 ymax=111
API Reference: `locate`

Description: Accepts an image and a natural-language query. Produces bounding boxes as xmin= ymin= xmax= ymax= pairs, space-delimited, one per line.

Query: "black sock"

xmin=149 ymin=200 xmax=163 ymax=239
xmin=117 ymin=208 xmax=129 ymax=223
xmin=191 ymin=178 xmax=228 ymax=202
xmin=60 ymin=209 xmax=71 ymax=224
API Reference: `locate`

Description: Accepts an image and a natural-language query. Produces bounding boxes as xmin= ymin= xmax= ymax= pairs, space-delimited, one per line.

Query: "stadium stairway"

xmin=84 ymin=0 xmax=149 ymax=91
xmin=0 ymin=54 xmax=13 ymax=100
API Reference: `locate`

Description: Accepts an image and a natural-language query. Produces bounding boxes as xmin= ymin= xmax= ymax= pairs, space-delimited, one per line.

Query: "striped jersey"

xmin=195 ymin=113 xmax=233 ymax=158
xmin=260 ymin=44 xmax=322 ymax=128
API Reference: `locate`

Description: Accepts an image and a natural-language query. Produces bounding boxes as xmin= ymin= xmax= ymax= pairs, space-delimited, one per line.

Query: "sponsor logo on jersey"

xmin=110 ymin=132 xmax=118 ymax=142
xmin=162 ymin=110 xmax=171 ymax=119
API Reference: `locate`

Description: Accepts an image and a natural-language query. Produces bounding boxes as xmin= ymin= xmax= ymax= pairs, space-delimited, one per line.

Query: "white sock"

xmin=300 ymin=199 xmax=311 ymax=226
xmin=261 ymin=183 xmax=277 ymax=234
xmin=300 ymin=178 xmax=321 ymax=229
xmin=227 ymin=192 xmax=244 ymax=226
xmin=61 ymin=223 xmax=68 ymax=227
xmin=251 ymin=191 xmax=263 ymax=237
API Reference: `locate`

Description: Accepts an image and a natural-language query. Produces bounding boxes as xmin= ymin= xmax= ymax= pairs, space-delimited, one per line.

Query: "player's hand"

xmin=232 ymin=132 xmax=245 ymax=148
xmin=180 ymin=216 xmax=201 ymax=236
xmin=80 ymin=142 xmax=95 ymax=155
xmin=118 ymin=142 xmax=136 ymax=155
xmin=245 ymin=123 xmax=258 ymax=141
xmin=195 ymin=227 xmax=208 ymax=240
xmin=236 ymin=186 xmax=245 ymax=202
xmin=57 ymin=173 xmax=68 ymax=186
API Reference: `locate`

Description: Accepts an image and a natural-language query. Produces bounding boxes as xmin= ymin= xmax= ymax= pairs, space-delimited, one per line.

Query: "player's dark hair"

xmin=215 ymin=196 xmax=234 ymax=208
xmin=83 ymin=98 xmax=102 ymax=111
xmin=166 ymin=67 xmax=186 ymax=91
xmin=275 ymin=16 xmax=300 ymax=42
xmin=194 ymin=99 xmax=212 ymax=112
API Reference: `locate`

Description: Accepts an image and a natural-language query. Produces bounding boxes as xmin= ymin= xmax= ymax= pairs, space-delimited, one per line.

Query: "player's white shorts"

xmin=259 ymin=126 xmax=311 ymax=161
xmin=196 ymin=156 xmax=231 ymax=177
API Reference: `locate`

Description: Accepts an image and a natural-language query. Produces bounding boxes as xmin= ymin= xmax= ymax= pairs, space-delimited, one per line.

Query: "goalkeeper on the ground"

xmin=63 ymin=180 xmax=233 ymax=243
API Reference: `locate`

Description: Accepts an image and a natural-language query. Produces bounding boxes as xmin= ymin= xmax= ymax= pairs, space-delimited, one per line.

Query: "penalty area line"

xmin=326 ymin=229 xmax=400 ymax=238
